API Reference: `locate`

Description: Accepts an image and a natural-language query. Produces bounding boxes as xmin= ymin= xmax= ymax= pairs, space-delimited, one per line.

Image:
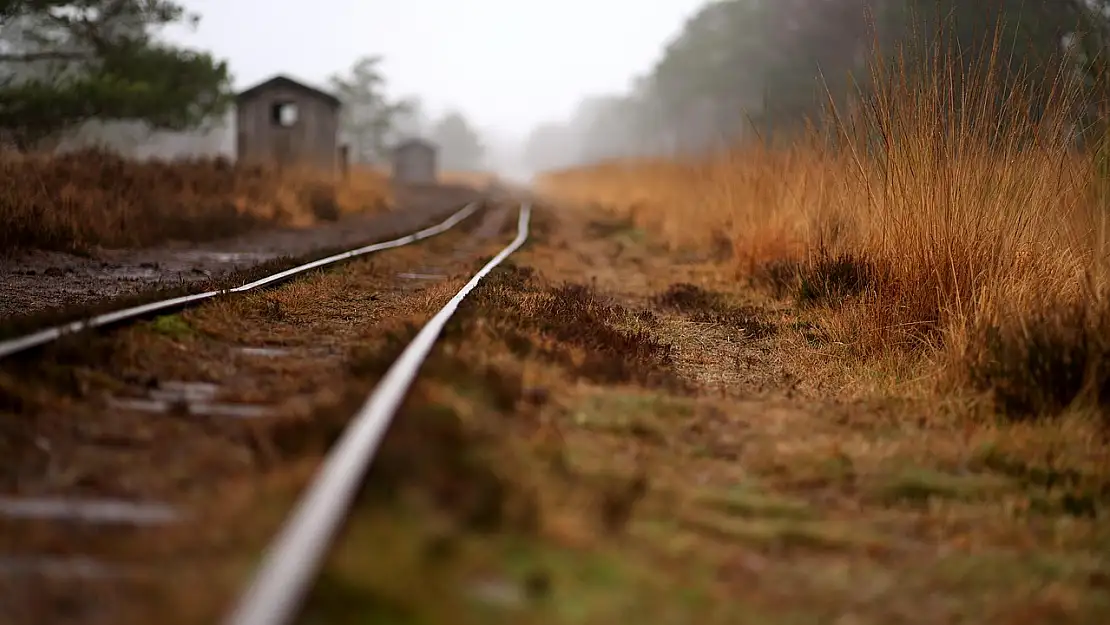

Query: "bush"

xmin=0 ymin=149 xmax=392 ymax=253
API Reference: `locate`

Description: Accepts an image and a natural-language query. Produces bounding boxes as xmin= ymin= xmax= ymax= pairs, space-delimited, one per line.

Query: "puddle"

xmin=158 ymin=380 xmax=220 ymax=396
xmin=99 ymin=267 xmax=160 ymax=280
xmin=235 ymin=345 xmax=335 ymax=359
xmin=0 ymin=497 xmax=180 ymax=525
xmin=111 ymin=381 xmax=221 ymax=410
xmin=107 ymin=396 xmax=270 ymax=419
xmin=0 ymin=557 xmax=134 ymax=580
xmin=188 ymin=403 xmax=270 ymax=419
xmin=135 ymin=391 xmax=187 ymax=404
xmin=109 ymin=379 xmax=270 ymax=419
xmin=175 ymin=251 xmax=276 ymax=264
xmin=236 ymin=346 xmax=293 ymax=357
xmin=148 ymin=381 xmax=220 ymax=403
xmin=466 ymin=577 xmax=526 ymax=609
xmin=107 ymin=397 xmax=172 ymax=413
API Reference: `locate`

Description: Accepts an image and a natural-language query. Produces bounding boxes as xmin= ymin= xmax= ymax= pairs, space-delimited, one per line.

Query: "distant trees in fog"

xmin=0 ymin=0 xmax=231 ymax=152
xmin=431 ymin=110 xmax=485 ymax=171
xmin=525 ymin=0 xmax=1110 ymax=169
xmin=329 ymin=55 xmax=420 ymax=165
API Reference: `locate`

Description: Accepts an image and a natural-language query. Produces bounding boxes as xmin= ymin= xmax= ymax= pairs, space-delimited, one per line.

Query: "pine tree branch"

xmin=0 ymin=50 xmax=91 ymax=62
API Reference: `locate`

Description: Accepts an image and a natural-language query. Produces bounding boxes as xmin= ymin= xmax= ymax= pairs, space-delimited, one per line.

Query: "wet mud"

xmin=0 ymin=184 xmax=483 ymax=321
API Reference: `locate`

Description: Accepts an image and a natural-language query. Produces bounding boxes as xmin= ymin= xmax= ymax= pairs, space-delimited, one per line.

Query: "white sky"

xmin=167 ymin=0 xmax=706 ymax=138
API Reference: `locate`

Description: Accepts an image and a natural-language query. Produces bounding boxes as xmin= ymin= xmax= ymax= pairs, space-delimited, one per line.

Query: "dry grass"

xmin=0 ymin=149 xmax=393 ymax=253
xmin=536 ymin=45 xmax=1110 ymax=422
xmin=294 ymin=209 xmax=1110 ymax=624
xmin=0 ymin=212 xmax=501 ymax=623
xmin=2 ymin=196 xmax=1107 ymax=623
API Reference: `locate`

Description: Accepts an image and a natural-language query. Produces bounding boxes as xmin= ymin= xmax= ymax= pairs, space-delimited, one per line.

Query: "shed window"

xmin=271 ymin=101 xmax=299 ymax=127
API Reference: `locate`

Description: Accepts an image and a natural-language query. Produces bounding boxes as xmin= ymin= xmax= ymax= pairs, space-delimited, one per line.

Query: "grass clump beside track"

xmin=296 ymin=236 xmax=1110 ymax=624
xmin=0 ymin=239 xmax=399 ymax=343
xmin=537 ymin=40 xmax=1110 ymax=424
xmin=3 ymin=189 xmax=1107 ymax=623
xmin=0 ymin=148 xmax=392 ymax=253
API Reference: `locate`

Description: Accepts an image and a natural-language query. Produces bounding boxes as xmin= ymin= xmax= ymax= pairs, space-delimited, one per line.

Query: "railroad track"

xmin=0 ymin=196 xmax=533 ymax=625
xmin=0 ymin=200 xmax=484 ymax=360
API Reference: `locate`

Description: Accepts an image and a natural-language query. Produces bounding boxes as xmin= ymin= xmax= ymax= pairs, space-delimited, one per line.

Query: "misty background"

xmin=2 ymin=1 xmax=1110 ymax=181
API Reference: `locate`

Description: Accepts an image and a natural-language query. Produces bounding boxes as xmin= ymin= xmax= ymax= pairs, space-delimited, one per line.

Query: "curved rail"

xmin=0 ymin=202 xmax=482 ymax=360
xmin=223 ymin=202 xmax=532 ymax=625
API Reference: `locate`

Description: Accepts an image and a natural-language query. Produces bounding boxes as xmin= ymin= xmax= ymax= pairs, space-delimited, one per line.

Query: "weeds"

xmin=966 ymin=304 xmax=1110 ymax=420
xmin=348 ymin=322 xmax=421 ymax=379
xmin=364 ymin=401 xmax=522 ymax=532
xmin=794 ymin=251 xmax=877 ymax=308
xmin=454 ymin=271 xmax=683 ymax=388
xmin=970 ymin=446 xmax=1110 ymax=519
xmin=652 ymin=283 xmax=720 ymax=311
xmin=752 ymin=259 xmax=803 ymax=299
xmin=652 ymin=283 xmax=777 ymax=339
xmin=536 ymin=27 xmax=1107 ymax=420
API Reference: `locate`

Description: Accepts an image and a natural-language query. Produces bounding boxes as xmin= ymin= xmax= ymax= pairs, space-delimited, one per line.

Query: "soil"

xmin=0 ymin=197 xmax=518 ymax=625
xmin=0 ymin=193 xmax=1107 ymax=624
xmin=0 ymin=183 xmax=483 ymax=321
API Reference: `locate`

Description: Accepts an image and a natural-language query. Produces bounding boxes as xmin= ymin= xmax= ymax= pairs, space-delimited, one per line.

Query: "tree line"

xmin=327 ymin=55 xmax=485 ymax=169
xmin=0 ymin=0 xmax=486 ymax=169
xmin=524 ymin=0 xmax=1110 ymax=171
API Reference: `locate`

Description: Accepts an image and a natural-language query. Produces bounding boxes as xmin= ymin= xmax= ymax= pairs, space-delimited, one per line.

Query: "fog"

xmin=93 ymin=0 xmax=707 ymax=180
xmin=8 ymin=1 xmax=1086 ymax=181
xmin=0 ymin=0 xmax=874 ymax=180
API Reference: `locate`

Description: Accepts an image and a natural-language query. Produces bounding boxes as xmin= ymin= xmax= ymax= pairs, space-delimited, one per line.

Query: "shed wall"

xmin=236 ymin=85 xmax=338 ymax=170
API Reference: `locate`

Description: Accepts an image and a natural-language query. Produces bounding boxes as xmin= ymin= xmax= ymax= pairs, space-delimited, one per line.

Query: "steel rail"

xmin=0 ymin=202 xmax=482 ymax=360
xmin=223 ymin=202 xmax=532 ymax=625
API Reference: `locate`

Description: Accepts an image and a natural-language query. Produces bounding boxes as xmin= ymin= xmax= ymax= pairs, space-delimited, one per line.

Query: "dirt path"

xmin=1 ymin=198 xmax=1107 ymax=624
xmin=0 ymin=184 xmax=482 ymax=322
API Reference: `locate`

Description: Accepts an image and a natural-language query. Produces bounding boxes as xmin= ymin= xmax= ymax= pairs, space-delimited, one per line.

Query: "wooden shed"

xmin=235 ymin=74 xmax=342 ymax=170
xmin=391 ymin=137 xmax=437 ymax=184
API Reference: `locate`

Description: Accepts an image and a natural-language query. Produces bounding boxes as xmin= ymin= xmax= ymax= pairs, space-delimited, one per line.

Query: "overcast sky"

xmin=167 ymin=0 xmax=705 ymax=138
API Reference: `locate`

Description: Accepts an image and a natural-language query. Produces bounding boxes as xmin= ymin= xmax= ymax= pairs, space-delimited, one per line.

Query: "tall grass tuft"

xmin=0 ymin=149 xmax=393 ymax=253
xmin=538 ymin=22 xmax=1110 ymax=421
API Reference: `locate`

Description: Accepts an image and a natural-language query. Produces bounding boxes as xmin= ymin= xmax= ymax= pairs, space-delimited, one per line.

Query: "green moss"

xmin=872 ymin=467 xmax=1014 ymax=506
xmin=148 ymin=313 xmax=194 ymax=339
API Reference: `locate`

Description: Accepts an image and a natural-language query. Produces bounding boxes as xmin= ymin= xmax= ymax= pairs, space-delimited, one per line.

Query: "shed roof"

xmin=236 ymin=74 xmax=342 ymax=108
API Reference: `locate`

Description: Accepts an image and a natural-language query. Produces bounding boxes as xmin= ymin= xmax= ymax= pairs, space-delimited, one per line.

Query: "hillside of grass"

xmin=0 ymin=149 xmax=393 ymax=253
xmin=537 ymin=47 xmax=1110 ymax=423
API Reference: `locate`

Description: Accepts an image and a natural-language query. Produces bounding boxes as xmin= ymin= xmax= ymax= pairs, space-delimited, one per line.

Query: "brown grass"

xmin=536 ymin=42 xmax=1110 ymax=422
xmin=2 ymin=195 xmax=1107 ymax=623
xmin=0 ymin=213 xmax=499 ymax=623
xmin=0 ymin=149 xmax=393 ymax=253
xmin=295 ymin=207 xmax=1110 ymax=624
